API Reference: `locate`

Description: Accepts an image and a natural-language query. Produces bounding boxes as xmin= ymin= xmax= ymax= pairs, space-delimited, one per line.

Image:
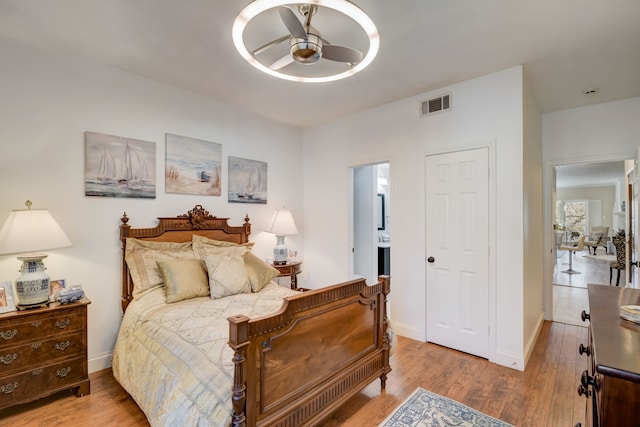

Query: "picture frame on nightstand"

xmin=0 ymin=281 xmax=17 ymax=313
xmin=49 ymin=279 xmax=66 ymax=300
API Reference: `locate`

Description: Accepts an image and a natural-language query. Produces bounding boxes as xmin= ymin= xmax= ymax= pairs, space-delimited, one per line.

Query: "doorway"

xmin=551 ymin=160 xmax=629 ymax=326
xmin=351 ymin=162 xmax=390 ymax=284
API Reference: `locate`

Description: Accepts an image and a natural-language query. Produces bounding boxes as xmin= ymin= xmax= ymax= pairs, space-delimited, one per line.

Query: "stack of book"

xmin=619 ymin=305 xmax=640 ymax=324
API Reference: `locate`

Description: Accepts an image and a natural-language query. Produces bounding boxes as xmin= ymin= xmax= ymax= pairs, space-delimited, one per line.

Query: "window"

xmin=561 ymin=200 xmax=588 ymax=238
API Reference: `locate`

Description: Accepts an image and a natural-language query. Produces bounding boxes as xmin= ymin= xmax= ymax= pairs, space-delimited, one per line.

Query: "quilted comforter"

xmin=112 ymin=282 xmax=299 ymax=426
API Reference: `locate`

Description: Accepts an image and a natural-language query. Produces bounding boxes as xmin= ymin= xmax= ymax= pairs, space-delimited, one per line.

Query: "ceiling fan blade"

xmin=322 ymin=44 xmax=364 ymax=63
xmin=251 ymin=34 xmax=291 ymax=56
xmin=279 ymin=6 xmax=306 ymax=39
xmin=270 ymin=54 xmax=295 ymax=70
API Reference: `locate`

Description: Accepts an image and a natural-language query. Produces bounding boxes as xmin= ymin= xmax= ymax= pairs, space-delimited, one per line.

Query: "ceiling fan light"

xmin=232 ymin=0 xmax=379 ymax=83
xmin=290 ymin=27 xmax=323 ymax=64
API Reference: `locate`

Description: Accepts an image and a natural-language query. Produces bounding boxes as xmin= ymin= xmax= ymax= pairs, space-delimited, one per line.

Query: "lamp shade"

xmin=268 ymin=209 xmax=298 ymax=236
xmin=0 ymin=208 xmax=72 ymax=255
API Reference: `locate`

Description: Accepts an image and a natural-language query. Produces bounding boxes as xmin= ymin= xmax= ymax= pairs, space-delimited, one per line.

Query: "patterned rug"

xmin=379 ymin=388 xmax=513 ymax=427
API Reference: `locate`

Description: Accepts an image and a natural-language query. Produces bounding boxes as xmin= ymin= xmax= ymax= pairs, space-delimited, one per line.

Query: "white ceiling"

xmin=1 ymin=0 xmax=639 ymax=128
xmin=555 ymin=161 xmax=627 ymax=189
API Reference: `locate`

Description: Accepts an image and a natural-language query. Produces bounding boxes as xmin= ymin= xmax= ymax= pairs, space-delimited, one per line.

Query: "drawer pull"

xmin=0 ymin=382 xmax=19 ymax=394
xmin=56 ymin=367 xmax=72 ymax=378
xmin=30 ymin=320 xmax=42 ymax=327
xmin=0 ymin=329 xmax=18 ymax=340
xmin=32 ymin=368 xmax=43 ymax=375
xmin=580 ymin=370 xmax=601 ymax=391
xmin=55 ymin=319 xmax=71 ymax=329
xmin=31 ymin=341 xmax=42 ymax=349
xmin=55 ymin=341 xmax=71 ymax=351
xmin=0 ymin=353 xmax=18 ymax=365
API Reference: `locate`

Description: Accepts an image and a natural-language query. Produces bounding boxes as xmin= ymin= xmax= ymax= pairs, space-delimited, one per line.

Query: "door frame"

xmin=424 ymin=142 xmax=497 ymax=361
xmin=348 ymin=160 xmax=391 ymax=283
xmin=543 ymin=155 xmax=633 ymax=320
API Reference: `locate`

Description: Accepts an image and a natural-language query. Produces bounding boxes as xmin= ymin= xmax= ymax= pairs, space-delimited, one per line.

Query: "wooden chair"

xmin=610 ymin=237 xmax=626 ymax=286
xmin=558 ymin=235 xmax=586 ymax=274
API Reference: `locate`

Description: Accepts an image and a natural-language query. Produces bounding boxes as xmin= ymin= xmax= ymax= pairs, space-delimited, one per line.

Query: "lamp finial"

xmin=25 ymin=200 xmax=32 ymax=210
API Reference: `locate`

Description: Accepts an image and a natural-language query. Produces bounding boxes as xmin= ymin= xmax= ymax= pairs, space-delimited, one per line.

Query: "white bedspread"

xmin=112 ymin=282 xmax=298 ymax=427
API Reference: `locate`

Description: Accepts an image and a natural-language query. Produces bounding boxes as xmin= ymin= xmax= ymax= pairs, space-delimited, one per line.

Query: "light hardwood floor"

xmin=0 ymin=321 xmax=589 ymax=427
xmin=553 ymin=247 xmax=619 ymax=327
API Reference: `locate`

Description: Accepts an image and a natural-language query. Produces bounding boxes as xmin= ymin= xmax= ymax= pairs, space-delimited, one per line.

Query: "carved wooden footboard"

xmin=229 ymin=275 xmax=391 ymax=427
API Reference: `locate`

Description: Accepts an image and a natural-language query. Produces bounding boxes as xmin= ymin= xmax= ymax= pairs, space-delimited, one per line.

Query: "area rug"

xmin=379 ymin=388 xmax=513 ymax=427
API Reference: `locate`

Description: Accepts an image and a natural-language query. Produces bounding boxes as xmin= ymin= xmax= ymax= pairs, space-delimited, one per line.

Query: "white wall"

xmin=302 ymin=66 xmax=530 ymax=369
xmin=543 ymin=98 xmax=640 ymax=164
xmin=542 ymin=97 xmax=640 ymax=310
xmin=0 ymin=37 xmax=303 ymax=372
xmin=522 ymin=73 xmax=544 ymax=366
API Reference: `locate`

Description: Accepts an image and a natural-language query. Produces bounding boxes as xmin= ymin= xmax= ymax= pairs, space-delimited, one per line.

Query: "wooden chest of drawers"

xmin=0 ymin=297 xmax=90 ymax=410
xmin=576 ymin=285 xmax=640 ymax=427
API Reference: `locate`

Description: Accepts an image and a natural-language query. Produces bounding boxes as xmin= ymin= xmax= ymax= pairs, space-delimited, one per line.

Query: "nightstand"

xmin=271 ymin=261 xmax=302 ymax=290
xmin=0 ymin=297 xmax=91 ymax=410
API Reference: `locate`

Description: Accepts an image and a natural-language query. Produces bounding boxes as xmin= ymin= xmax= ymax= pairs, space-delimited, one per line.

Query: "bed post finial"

xmin=244 ymin=214 xmax=251 ymax=238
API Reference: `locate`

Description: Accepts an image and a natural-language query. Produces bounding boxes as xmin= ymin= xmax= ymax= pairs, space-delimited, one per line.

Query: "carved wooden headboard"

xmin=119 ymin=204 xmax=251 ymax=312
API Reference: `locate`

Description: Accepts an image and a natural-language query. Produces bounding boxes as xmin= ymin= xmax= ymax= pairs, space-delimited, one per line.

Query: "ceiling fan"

xmin=232 ymin=0 xmax=379 ymax=83
xmin=254 ymin=4 xmax=364 ymax=71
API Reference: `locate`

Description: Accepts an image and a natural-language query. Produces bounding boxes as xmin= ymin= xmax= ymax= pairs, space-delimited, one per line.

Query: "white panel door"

xmin=425 ymin=148 xmax=489 ymax=358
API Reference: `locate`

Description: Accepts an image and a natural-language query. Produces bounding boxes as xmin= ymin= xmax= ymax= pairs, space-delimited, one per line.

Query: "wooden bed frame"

xmin=119 ymin=204 xmax=391 ymax=427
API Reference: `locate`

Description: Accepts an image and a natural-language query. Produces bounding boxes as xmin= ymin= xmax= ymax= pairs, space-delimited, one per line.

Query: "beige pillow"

xmin=243 ymin=252 xmax=280 ymax=292
xmin=192 ymin=235 xmax=276 ymax=292
xmin=157 ymin=259 xmax=209 ymax=303
xmin=201 ymin=246 xmax=251 ymax=298
xmin=125 ymin=238 xmax=195 ymax=298
xmin=192 ymin=234 xmax=254 ymax=257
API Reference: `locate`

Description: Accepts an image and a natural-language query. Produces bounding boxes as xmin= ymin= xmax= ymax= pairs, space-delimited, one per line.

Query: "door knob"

xmin=427 ymin=256 xmax=435 ymax=263
xmin=631 ymin=260 xmax=639 ymax=268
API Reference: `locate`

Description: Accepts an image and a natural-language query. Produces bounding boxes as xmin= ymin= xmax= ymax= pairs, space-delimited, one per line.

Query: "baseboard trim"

xmin=393 ymin=321 xmax=422 ymax=341
xmin=89 ymin=352 xmax=112 ymax=373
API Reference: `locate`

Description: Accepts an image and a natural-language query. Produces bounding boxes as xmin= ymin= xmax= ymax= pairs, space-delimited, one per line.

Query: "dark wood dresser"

xmin=576 ymin=285 xmax=640 ymax=427
xmin=0 ymin=297 xmax=90 ymax=410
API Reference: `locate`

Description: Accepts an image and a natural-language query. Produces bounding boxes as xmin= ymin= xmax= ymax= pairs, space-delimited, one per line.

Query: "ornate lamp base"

xmin=273 ymin=235 xmax=288 ymax=265
xmin=15 ymin=254 xmax=51 ymax=310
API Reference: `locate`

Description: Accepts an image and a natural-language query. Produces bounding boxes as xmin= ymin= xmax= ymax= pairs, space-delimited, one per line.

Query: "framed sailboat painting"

xmin=165 ymin=133 xmax=221 ymax=196
xmin=84 ymin=131 xmax=156 ymax=199
xmin=228 ymin=156 xmax=267 ymax=204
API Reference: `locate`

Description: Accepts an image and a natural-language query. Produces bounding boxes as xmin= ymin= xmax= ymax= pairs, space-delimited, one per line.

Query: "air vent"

xmin=420 ymin=93 xmax=452 ymax=117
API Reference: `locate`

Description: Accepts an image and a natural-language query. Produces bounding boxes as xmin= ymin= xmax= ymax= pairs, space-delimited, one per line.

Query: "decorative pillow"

xmin=192 ymin=234 xmax=254 ymax=257
xmin=192 ymin=235 xmax=276 ymax=292
xmin=125 ymin=238 xmax=195 ymax=298
xmin=243 ymin=252 xmax=280 ymax=292
xmin=201 ymin=246 xmax=251 ymax=298
xmin=589 ymin=232 xmax=602 ymax=242
xmin=157 ymin=259 xmax=209 ymax=303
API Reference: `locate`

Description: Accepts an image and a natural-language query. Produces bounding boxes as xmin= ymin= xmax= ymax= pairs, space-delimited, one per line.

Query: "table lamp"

xmin=0 ymin=200 xmax=72 ymax=309
xmin=267 ymin=208 xmax=297 ymax=265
